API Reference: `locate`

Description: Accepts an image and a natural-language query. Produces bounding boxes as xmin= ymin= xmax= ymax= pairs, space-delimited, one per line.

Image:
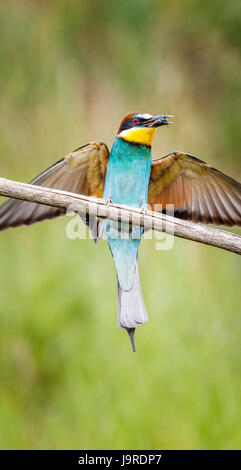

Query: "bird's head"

xmin=117 ymin=113 xmax=172 ymax=147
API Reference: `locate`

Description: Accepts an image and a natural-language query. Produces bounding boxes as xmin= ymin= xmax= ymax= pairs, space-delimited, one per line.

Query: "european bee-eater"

xmin=0 ymin=113 xmax=241 ymax=352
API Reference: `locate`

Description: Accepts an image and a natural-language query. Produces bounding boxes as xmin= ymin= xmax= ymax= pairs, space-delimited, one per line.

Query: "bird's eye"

xmin=132 ymin=118 xmax=139 ymax=125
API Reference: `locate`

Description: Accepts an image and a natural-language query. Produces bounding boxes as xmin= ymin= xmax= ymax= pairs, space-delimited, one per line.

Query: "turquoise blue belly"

xmin=103 ymin=138 xmax=151 ymax=290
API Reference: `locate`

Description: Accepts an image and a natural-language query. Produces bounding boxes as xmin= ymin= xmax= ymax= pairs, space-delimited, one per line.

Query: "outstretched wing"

xmin=0 ymin=142 xmax=109 ymax=234
xmin=148 ymin=152 xmax=241 ymax=226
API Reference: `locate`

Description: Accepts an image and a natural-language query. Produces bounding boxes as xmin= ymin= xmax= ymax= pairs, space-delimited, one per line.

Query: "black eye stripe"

xmin=119 ymin=117 xmax=146 ymax=132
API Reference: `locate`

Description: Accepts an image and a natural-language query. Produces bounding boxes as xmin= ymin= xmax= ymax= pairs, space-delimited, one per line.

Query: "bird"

xmin=0 ymin=113 xmax=241 ymax=352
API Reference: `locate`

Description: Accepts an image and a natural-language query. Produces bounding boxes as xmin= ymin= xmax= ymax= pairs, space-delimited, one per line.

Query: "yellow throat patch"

xmin=119 ymin=127 xmax=156 ymax=146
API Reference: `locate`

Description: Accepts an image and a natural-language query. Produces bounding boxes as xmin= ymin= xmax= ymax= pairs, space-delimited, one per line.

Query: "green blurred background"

xmin=0 ymin=0 xmax=241 ymax=450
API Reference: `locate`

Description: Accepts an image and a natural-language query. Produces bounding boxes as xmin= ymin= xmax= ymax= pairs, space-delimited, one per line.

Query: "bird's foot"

xmin=140 ymin=205 xmax=149 ymax=216
xmin=105 ymin=198 xmax=113 ymax=208
xmin=126 ymin=328 xmax=136 ymax=353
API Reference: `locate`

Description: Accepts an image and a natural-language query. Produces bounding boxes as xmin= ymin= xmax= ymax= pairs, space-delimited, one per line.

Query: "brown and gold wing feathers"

xmin=148 ymin=152 xmax=241 ymax=226
xmin=0 ymin=142 xmax=109 ymax=232
xmin=1 ymin=146 xmax=240 ymax=232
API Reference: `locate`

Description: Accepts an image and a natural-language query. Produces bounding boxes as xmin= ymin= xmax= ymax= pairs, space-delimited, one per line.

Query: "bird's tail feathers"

xmin=117 ymin=260 xmax=148 ymax=333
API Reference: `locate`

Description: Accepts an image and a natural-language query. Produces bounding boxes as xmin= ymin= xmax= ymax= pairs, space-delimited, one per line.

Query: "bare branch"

xmin=0 ymin=176 xmax=240 ymax=255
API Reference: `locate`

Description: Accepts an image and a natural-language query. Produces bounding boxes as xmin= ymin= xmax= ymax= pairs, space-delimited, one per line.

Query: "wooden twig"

xmin=0 ymin=176 xmax=240 ymax=255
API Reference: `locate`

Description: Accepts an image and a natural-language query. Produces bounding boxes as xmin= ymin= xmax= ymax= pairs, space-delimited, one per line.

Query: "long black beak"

xmin=146 ymin=115 xmax=174 ymax=128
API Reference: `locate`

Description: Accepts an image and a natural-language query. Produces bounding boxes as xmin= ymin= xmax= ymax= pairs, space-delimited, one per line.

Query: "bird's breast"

xmin=104 ymin=141 xmax=152 ymax=207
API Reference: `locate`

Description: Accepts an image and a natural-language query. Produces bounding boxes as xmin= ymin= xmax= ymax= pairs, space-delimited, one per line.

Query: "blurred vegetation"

xmin=0 ymin=0 xmax=241 ymax=450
